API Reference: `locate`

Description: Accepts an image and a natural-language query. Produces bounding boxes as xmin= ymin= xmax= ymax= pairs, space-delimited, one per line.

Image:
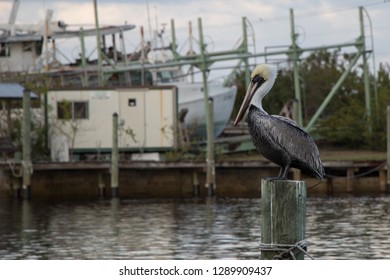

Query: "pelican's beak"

xmin=233 ymin=78 xmax=262 ymax=126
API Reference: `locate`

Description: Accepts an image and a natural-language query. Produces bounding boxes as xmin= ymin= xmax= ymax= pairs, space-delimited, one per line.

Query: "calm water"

xmin=1 ymin=195 xmax=390 ymax=259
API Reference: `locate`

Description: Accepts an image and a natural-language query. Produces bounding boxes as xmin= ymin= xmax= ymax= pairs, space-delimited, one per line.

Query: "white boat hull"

xmin=176 ymin=82 xmax=237 ymax=139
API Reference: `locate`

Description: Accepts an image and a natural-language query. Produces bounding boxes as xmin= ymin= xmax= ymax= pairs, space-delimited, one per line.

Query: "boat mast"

xmin=146 ymin=0 xmax=153 ymax=41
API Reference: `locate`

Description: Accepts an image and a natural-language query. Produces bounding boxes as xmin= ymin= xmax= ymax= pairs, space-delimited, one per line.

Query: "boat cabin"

xmin=47 ymin=86 xmax=178 ymax=161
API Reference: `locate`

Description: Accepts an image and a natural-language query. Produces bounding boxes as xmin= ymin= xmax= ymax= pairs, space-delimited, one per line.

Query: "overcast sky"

xmin=1 ymin=0 xmax=389 ymax=79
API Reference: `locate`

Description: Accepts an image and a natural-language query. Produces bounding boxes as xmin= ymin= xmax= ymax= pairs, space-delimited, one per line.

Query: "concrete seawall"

xmin=0 ymin=159 xmax=387 ymax=199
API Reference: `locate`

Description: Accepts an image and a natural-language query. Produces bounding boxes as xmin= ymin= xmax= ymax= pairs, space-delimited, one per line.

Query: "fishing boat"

xmin=0 ymin=0 xmax=237 ymax=140
xmin=138 ymin=49 xmax=237 ymax=139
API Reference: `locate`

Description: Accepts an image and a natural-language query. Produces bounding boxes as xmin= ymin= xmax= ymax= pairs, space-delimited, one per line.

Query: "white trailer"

xmin=47 ymin=86 xmax=177 ymax=160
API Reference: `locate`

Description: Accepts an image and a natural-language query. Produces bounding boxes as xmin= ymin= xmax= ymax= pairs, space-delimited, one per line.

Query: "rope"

xmin=325 ymin=161 xmax=386 ymax=179
xmin=259 ymin=240 xmax=315 ymax=260
xmin=308 ymin=161 xmax=386 ymax=191
xmin=6 ymin=160 xmax=34 ymax=178
xmin=307 ymin=180 xmax=322 ymax=190
xmin=6 ymin=159 xmax=22 ymax=178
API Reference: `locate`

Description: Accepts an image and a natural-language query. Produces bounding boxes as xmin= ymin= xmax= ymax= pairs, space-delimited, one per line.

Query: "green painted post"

xmin=111 ymin=113 xmax=119 ymax=197
xmin=207 ymin=97 xmax=215 ymax=196
xmin=290 ymin=8 xmax=303 ymax=126
xmin=241 ymin=17 xmax=250 ymax=90
xmin=359 ymin=6 xmax=372 ymax=133
xmin=170 ymin=19 xmax=179 ymax=61
xmin=44 ymin=92 xmax=49 ymax=151
xmin=260 ymin=179 xmax=307 ymax=260
xmin=198 ymin=18 xmax=215 ymax=196
xmin=93 ymin=0 xmax=104 ymax=86
xmin=305 ymin=52 xmax=361 ymax=131
xmin=22 ymin=89 xmax=32 ymax=199
xmin=79 ymin=27 xmax=88 ymax=87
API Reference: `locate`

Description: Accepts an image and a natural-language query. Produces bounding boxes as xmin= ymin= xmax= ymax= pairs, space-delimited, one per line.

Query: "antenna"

xmin=145 ymin=0 xmax=153 ymax=40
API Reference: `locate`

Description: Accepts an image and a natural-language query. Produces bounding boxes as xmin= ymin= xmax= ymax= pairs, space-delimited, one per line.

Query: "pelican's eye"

xmin=252 ymin=75 xmax=265 ymax=85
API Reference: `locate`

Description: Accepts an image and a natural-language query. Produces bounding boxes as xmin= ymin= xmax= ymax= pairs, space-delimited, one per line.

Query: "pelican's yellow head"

xmin=233 ymin=64 xmax=278 ymax=126
xmin=251 ymin=64 xmax=278 ymax=81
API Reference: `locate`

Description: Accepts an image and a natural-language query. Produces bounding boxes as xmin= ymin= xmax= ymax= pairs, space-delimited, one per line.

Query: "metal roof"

xmin=0 ymin=83 xmax=38 ymax=99
xmin=0 ymin=24 xmax=136 ymax=43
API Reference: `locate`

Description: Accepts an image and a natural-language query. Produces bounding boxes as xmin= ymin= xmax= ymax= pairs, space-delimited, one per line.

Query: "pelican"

xmin=234 ymin=64 xmax=325 ymax=180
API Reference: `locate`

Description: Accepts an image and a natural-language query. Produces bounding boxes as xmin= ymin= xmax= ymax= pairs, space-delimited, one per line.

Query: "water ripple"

xmin=0 ymin=196 xmax=389 ymax=259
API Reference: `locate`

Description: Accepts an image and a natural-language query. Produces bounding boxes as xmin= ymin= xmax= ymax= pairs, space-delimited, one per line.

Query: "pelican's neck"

xmin=250 ymin=65 xmax=277 ymax=114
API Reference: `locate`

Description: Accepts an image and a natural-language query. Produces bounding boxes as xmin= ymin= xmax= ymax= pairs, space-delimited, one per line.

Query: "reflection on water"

xmin=307 ymin=196 xmax=390 ymax=259
xmin=1 ymin=195 xmax=390 ymax=259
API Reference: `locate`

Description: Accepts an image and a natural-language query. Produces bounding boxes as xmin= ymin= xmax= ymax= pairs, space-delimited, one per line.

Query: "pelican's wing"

xmin=271 ymin=115 xmax=304 ymax=131
xmin=268 ymin=115 xmax=324 ymax=178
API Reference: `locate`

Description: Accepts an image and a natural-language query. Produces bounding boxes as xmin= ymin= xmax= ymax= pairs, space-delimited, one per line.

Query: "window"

xmin=0 ymin=43 xmax=10 ymax=57
xmin=157 ymin=71 xmax=173 ymax=83
xmin=57 ymin=101 xmax=88 ymax=120
xmin=73 ymin=102 xmax=88 ymax=119
xmin=23 ymin=42 xmax=33 ymax=52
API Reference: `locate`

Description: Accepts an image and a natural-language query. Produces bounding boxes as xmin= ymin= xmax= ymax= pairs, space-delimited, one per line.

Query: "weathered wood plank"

xmin=261 ymin=179 xmax=306 ymax=260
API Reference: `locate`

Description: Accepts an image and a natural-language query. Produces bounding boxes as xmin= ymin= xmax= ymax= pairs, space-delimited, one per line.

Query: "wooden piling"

xmin=379 ymin=169 xmax=387 ymax=193
xmin=11 ymin=176 xmax=21 ymax=199
xmin=22 ymin=89 xmax=32 ymax=199
xmin=192 ymin=172 xmax=200 ymax=197
xmin=346 ymin=167 xmax=355 ymax=193
xmin=206 ymin=97 xmax=215 ymax=197
xmin=260 ymin=179 xmax=307 ymax=260
xmin=327 ymin=177 xmax=333 ymax=196
xmin=178 ymin=108 xmax=190 ymax=149
xmin=198 ymin=18 xmax=215 ymax=197
xmin=111 ymin=113 xmax=119 ymax=197
xmin=292 ymin=169 xmax=301 ymax=181
xmin=98 ymin=172 xmax=106 ymax=197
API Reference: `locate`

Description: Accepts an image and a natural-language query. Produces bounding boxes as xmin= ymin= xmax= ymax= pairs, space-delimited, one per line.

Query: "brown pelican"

xmin=234 ymin=64 xmax=325 ymax=180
